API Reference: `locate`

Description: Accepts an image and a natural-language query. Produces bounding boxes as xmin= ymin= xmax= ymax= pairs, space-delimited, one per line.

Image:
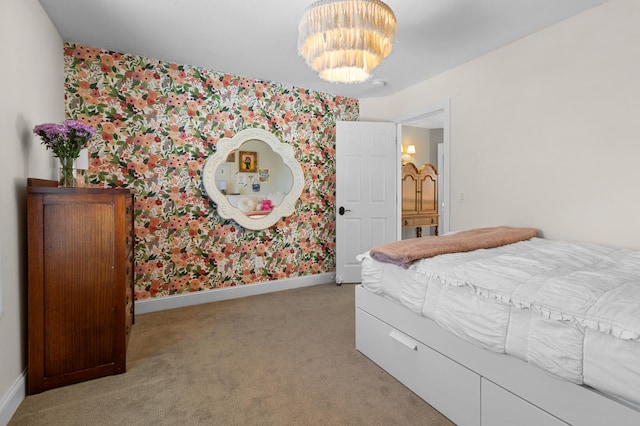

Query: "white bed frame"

xmin=355 ymin=285 xmax=640 ymax=426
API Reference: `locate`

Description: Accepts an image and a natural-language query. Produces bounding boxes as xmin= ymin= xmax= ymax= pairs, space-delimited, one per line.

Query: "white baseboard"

xmin=0 ymin=370 xmax=26 ymax=426
xmin=135 ymin=272 xmax=336 ymax=315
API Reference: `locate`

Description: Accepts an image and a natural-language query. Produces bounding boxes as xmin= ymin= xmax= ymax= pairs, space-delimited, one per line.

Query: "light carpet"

xmin=9 ymin=283 xmax=453 ymax=425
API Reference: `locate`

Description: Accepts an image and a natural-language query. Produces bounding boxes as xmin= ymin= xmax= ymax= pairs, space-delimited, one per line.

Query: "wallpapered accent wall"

xmin=63 ymin=43 xmax=359 ymax=299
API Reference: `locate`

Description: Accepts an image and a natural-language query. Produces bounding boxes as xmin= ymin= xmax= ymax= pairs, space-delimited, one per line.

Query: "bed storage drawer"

xmin=481 ymin=379 xmax=567 ymax=426
xmin=356 ymin=308 xmax=481 ymax=426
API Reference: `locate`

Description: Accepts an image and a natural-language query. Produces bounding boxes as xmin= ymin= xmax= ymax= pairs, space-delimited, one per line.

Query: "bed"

xmin=355 ymin=227 xmax=640 ymax=426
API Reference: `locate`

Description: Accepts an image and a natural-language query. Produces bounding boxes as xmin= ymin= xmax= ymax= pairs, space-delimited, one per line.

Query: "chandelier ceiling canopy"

xmin=297 ymin=0 xmax=397 ymax=84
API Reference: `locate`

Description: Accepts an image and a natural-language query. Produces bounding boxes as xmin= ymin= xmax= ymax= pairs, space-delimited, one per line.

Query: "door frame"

xmin=394 ymin=99 xmax=451 ymax=237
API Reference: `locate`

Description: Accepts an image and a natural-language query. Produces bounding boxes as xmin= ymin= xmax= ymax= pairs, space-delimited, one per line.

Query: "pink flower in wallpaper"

xmin=63 ymin=43 xmax=358 ymax=299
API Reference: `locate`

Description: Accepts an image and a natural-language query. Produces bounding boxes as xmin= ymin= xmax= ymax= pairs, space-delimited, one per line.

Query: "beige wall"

xmin=0 ymin=0 xmax=63 ymax=413
xmin=401 ymin=125 xmax=432 ymax=168
xmin=361 ymin=0 xmax=640 ymax=249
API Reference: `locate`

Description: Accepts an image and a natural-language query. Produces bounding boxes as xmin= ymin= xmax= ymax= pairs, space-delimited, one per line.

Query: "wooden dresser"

xmin=401 ymin=162 xmax=438 ymax=237
xmin=27 ymin=181 xmax=134 ymax=394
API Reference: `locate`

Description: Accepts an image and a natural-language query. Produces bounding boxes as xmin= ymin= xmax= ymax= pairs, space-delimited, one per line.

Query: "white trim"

xmin=0 ymin=370 xmax=26 ymax=426
xmin=0 ymin=236 xmax=4 ymax=317
xmin=395 ymin=124 xmax=403 ymax=240
xmin=135 ymin=272 xmax=335 ymax=315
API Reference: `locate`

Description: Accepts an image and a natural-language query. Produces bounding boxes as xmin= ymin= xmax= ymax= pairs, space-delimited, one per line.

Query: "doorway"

xmin=395 ymin=99 xmax=450 ymax=238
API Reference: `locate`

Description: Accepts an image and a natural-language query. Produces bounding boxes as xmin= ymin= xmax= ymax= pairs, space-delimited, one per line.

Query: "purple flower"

xmin=33 ymin=123 xmax=69 ymax=143
xmin=64 ymin=119 xmax=96 ymax=138
xmin=33 ymin=120 xmax=96 ymax=159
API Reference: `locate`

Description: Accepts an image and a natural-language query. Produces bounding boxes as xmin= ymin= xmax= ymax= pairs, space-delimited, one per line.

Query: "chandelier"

xmin=297 ymin=0 xmax=397 ymax=84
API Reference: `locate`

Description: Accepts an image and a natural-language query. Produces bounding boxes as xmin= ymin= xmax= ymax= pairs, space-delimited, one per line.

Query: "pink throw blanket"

xmin=369 ymin=226 xmax=539 ymax=268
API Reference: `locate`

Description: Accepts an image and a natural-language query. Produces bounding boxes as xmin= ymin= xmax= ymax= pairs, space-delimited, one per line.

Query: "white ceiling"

xmin=39 ymin=0 xmax=606 ymax=100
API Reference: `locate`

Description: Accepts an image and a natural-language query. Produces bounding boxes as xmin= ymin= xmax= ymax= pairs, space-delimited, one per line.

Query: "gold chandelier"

xmin=297 ymin=0 xmax=397 ymax=84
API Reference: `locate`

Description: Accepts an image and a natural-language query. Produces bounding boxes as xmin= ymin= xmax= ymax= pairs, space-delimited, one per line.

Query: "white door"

xmin=335 ymin=121 xmax=397 ymax=284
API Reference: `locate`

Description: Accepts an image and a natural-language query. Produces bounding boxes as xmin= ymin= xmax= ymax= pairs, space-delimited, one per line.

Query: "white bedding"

xmin=358 ymin=237 xmax=640 ymax=407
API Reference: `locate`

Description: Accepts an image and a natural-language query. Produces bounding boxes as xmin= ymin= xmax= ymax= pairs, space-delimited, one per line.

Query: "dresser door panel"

xmin=402 ymin=174 xmax=419 ymax=215
xmin=419 ymin=173 xmax=437 ymax=215
xmin=42 ymin=203 xmax=116 ymax=376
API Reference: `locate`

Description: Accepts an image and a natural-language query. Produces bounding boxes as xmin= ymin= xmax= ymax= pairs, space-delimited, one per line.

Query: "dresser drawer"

xmin=402 ymin=215 xmax=438 ymax=228
xmin=356 ymin=308 xmax=480 ymax=426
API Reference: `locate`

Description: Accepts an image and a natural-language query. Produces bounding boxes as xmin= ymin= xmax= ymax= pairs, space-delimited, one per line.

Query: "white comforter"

xmin=359 ymin=237 xmax=640 ymax=407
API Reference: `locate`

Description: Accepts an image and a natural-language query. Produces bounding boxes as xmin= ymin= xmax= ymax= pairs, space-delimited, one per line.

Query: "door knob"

xmin=338 ymin=206 xmax=351 ymax=215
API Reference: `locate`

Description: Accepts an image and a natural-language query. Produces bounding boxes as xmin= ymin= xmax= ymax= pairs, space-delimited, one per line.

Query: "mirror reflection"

xmin=214 ymin=139 xmax=293 ymax=219
xmin=202 ymin=128 xmax=305 ymax=230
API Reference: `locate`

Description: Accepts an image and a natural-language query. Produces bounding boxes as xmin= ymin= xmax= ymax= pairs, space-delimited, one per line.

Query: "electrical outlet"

xmin=254 ymin=256 xmax=265 ymax=269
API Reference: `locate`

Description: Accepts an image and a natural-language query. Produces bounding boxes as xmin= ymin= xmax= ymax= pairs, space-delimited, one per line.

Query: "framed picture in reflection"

xmin=239 ymin=151 xmax=257 ymax=173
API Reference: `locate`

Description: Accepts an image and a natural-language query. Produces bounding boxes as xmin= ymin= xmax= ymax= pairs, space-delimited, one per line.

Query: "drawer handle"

xmin=389 ymin=330 xmax=418 ymax=351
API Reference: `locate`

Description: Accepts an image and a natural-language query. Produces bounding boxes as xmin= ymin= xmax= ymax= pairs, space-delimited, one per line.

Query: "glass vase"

xmin=58 ymin=156 xmax=77 ymax=187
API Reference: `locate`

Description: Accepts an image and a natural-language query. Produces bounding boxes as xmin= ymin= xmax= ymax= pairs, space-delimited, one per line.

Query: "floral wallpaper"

xmin=63 ymin=43 xmax=358 ymax=299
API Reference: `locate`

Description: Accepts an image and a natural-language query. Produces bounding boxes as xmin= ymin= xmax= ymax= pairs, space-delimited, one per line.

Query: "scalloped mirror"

xmin=202 ymin=128 xmax=305 ymax=230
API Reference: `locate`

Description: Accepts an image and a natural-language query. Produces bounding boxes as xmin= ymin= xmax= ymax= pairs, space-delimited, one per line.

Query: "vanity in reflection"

xmin=202 ymin=128 xmax=304 ymax=230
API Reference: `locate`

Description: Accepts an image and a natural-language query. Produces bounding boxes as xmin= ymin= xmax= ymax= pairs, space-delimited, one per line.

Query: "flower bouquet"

xmin=33 ymin=120 xmax=95 ymax=187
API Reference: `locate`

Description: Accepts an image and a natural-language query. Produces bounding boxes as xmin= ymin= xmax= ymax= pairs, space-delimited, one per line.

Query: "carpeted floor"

xmin=9 ymin=283 xmax=453 ymax=425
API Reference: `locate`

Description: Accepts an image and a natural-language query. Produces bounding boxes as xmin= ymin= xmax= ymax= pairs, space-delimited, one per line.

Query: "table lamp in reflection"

xmin=217 ymin=180 xmax=227 ymax=195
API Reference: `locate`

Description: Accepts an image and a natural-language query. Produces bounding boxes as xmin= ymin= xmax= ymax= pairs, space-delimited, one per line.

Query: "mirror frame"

xmin=202 ymin=128 xmax=305 ymax=230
